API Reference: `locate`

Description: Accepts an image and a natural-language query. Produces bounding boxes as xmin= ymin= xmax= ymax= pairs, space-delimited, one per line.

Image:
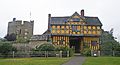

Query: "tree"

xmin=0 ymin=43 xmax=17 ymax=57
xmin=100 ymin=31 xmax=119 ymax=51
xmin=100 ymin=30 xmax=120 ymax=56
xmin=4 ymin=33 xmax=16 ymax=41
xmin=36 ymin=43 xmax=55 ymax=51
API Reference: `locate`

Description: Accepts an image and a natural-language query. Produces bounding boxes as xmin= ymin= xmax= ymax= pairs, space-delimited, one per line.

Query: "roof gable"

xmin=67 ymin=12 xmax=84 ymax=22
xmin=50 ymin=12 xmax=102 ymax=26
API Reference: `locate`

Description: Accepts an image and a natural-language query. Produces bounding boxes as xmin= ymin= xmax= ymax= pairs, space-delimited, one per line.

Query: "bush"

xmin=55 ymin=46 xmax=74 ymax=57
xmin=81 ymin=48 xmax=91 ymax=56
xmin=0 ymin=43 xmax=17 ymax=57
xmin=55 ymin=46 xmax=69 ymax=51
xmin=36 ymin=43 xmax=55 ymax=51
xmin=115 ymin=51 xmax=120 ymax=57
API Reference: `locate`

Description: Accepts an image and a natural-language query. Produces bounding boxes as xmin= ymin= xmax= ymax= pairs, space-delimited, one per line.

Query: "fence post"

xmin=113 ymin=50 xmax=115 ymax=56
xmin=98 ymin=51 xmax=100 ymax=56
xmin=47 ymin=51 xmax=48 ymax=58
xmin=45 ymin=51 xmax=46 ymax=58
xmin=60 ymin=51 xmax=62 ymax=58
xmin=91 ymin=50 xmax=93 ymax=56
xmin=13 ymin=51 xmax=15 ymax=58
xmin=67 ymin=51 xmax=69 ymax=57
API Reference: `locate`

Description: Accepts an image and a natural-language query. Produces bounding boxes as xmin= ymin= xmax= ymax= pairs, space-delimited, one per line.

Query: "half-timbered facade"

xmin=48 ymin=10 xmax=102 ymax=53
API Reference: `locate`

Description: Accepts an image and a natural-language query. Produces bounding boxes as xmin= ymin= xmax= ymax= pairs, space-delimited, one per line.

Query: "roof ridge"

xmin=51 ymin=16 xmax=70 ymax=18
xmin=85 ymin=16 xmax=98 ymax=18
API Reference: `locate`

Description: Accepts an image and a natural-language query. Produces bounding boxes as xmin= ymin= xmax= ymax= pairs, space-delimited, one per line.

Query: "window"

xmin=97 ymin=31 xmax=101 ymax=34
xmin=77 ymin=32 xmax=80 ymax=34
xmin=88 ymin=26 xmax=91 ymax=29
xmin=82 ymin=22 xmax=85 ymax=24
xmin=55 ymin=36 xmax=57 ymax=42
xmin=25 ymin=32 xmax=28 ymax=35
xmin=78 ymin=22 xmax=81 ymax=24
xmin=61 ymin=26 xmax=65 ymax=29
xmin=52 ymin=30 xmax=55 ymax=33
xmin=52 ymin=26 xmax=56 ymax=28
xmin=71 ymin=22 xmax=74 ymax=24
xmin=84 ymin=26 xmax=87 ymax=29
xmin=57 ymin=30 xmax=60 ymax=34
xmin=73 ymin=32 xmax=76 ymax=34
xmin=66 ymin=26 xmax=69 ymax=29
xmin=84 ymin=31 xmax=87 ymax=34
xmin=66 ymin=30 xmax=69 ymax=34
xmin=91 ymin=41 xmax=97 ymax=46
xmin=88 ymin=31 xmax=91 ymax=34
xmin=92 ymin=26 xmax=96 ymax=29
xmin=61 ymin=30 xmax=64 ymax=34
xmin=75 ymin=22 xmax=78 ymax=24
xmin=97 ymin=26 xmax=100 ymax=29
xmin=57 ymin=26 xmax=60 ymax=29
xmin=93 ymin=31 xmax=96 ymax=34
xmin=67 ymin=22 xmax=70 ymax=24
xmin=73 ymin=15 xmax=79 ymax=18
xmin=53 ymin=36 xmax=55 ymax=42
xmin=77 ymin=26 xmax=80 ymax=30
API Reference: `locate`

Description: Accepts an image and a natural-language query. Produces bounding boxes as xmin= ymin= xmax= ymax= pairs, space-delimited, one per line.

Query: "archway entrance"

xmin=69 ymin=37 xmax=81 ymax=53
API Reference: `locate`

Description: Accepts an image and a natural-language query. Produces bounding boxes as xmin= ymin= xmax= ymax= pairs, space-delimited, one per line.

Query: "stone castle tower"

xmin=7 ymin=18 xmax=34 ymax=40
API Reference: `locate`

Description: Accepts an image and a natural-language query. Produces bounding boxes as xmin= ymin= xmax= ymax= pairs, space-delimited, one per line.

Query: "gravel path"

xmin=62 ymin=56 xmax=85 ymax=65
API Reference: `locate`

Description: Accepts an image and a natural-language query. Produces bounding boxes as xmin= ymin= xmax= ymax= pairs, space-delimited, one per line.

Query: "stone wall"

xmin=13 ymin=40 xmax=48 ymax=51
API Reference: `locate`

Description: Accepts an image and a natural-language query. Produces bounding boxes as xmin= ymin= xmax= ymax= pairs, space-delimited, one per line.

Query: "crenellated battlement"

xmin=7 ymin=18 xmax=34 ymax=40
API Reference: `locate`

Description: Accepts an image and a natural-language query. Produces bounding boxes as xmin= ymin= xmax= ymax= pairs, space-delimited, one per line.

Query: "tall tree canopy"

xmin=100 ymin=30 xmax=120 ymax=51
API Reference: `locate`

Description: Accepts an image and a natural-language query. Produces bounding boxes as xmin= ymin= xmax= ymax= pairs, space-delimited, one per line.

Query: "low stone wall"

xmin=29 ymin=40 xmax=48 ymax=48
xmin=13 ymin=40 xmax=48 ymax=51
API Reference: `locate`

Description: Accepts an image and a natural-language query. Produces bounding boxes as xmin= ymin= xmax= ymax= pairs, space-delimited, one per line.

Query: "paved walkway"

xmin=62 ymin=56 xmax=85 ymax=65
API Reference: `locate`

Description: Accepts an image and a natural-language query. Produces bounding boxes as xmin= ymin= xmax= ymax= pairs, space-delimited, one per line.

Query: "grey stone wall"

xmin=7 ymin=18 xmax=34 ymax=40
xmin=13 ymin=40 xmax=48 ymax=51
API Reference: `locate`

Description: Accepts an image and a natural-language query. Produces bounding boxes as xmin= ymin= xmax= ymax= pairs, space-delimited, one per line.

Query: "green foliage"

xmin=36 ymin=43 xmax=55 ymax=51
xmin=115 ymin=45 xmax=120 ymax=51
xmin=114 ymin=45 xmax=120 ymax=56
xmin=35 ymin=44 xmax=74 ymax=57
xmin=100 ymin=31 xmax=120 ymax=56
xmin=81 ymin=47 xmax=91 ymax=56
xmin=69 ymin=47 xmax=74 ymax=57
xmin=16 ymin=37 xmax=29 ymax=43
xmin=55 ymin=46 xmax=69 ymax=51
xmin=0 ymin=43 xmax=17 ymax=57
xmin=81 ymin=42 xmax=91 ymax=56
xmin=55 ymin=46 xmax=74 ymax=57
xmin=100 ymin=31 xmax=120 ymax=51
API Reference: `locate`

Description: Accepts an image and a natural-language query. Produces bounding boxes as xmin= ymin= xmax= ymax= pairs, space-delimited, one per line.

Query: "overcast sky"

xmin=0 ymin=0 xmax=120 ymax=42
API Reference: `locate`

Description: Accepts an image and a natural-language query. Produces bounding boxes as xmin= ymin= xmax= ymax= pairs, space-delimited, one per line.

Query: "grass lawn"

xmin=83 ymin=57 xmax=120 ymax=65
xmin=0 ymin=57 xmax=70 ymax=65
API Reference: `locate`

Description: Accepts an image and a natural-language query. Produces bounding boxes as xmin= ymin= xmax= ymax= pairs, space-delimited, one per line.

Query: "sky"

xmin=0 ymin=0 xmax=120 ymax=42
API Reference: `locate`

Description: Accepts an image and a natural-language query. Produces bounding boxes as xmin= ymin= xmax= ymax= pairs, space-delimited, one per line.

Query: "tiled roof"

xmin=51 ymin=17 xmax=69 ymax=24
xmin=85 ymin=17 xmax=102 ymax=25
xmin=50 ymin=12 xmax=102 ymax=26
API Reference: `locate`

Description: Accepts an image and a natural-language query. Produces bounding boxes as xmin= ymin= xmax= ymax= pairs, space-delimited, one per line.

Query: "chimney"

xmin=48 ymin=14 xmax=51 ymax=18
xmin=13 ymin=18 xmax=16 ymax=21
xmin=81 ymin=9 xmax=84 ymax=16
xmin=48 ymin=14 xmax=51 ymax=30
